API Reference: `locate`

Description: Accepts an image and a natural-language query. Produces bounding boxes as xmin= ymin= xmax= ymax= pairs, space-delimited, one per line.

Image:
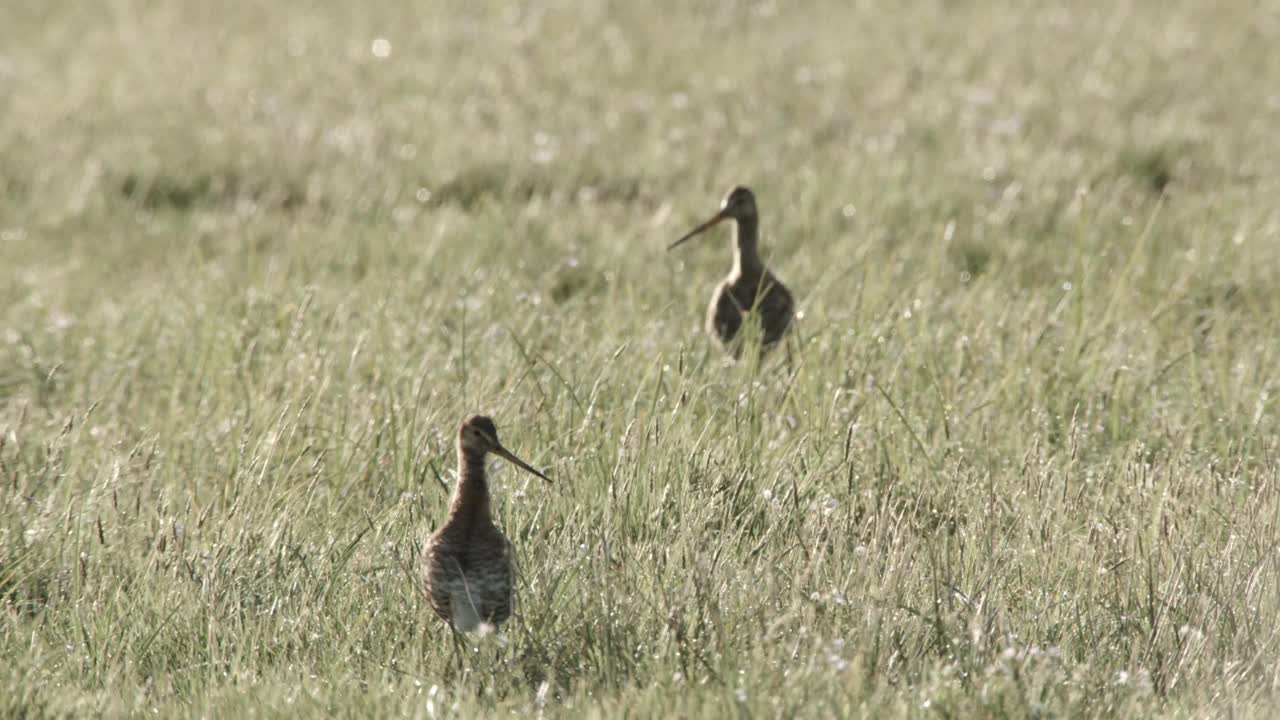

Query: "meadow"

xmin=3 ymin=0 xmax=1280 ymax=716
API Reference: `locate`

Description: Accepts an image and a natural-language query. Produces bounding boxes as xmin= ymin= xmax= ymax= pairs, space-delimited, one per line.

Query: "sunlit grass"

xmin=3 ymin=0 xmax=1280 ymax=716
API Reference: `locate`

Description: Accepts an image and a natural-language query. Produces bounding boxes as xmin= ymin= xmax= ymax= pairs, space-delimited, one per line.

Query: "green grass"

xmin=3 ymin=0 xmax=1280 ymax=716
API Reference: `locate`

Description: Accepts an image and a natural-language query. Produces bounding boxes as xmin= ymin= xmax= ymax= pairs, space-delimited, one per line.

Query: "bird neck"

xmin=449 ymin=448 xmax=492 ymax=527
xmin=732 ymin=217 xmax=764 ymax=279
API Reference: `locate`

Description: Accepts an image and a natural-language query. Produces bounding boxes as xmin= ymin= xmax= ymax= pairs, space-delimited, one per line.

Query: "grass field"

xmin=3 ymin=0 xmax=1280 ymax=716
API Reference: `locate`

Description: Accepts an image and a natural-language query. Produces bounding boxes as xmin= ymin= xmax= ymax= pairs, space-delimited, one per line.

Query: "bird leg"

xmin=447 ymin=625 xmax=468 ymax=677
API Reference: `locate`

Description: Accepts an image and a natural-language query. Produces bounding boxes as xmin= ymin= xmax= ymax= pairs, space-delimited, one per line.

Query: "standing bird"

xmin=668 ymin=186 xmax=795 ymax=357
xmin=424 ymin=415 xmax=550 ymax=633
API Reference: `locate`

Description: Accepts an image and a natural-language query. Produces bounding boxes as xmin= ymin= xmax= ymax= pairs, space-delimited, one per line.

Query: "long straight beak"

xmin=492 ymin=444 xmax=552 ymax=482
xmin=667 ymin=208 xmax=729 ymax=250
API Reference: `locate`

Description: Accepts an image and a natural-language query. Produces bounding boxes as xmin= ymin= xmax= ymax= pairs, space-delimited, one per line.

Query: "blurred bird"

xmin=423 ymin=415 xmax=550 ymax=633
xmin=669 ymin=186 xmax=795 ymax=357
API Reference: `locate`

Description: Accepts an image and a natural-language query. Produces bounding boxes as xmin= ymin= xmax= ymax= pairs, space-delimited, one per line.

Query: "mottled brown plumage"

xmin=669 ymin=186 xmax=795 ymax=357
xmin=423 ymin=415 xmax=549 ymax=632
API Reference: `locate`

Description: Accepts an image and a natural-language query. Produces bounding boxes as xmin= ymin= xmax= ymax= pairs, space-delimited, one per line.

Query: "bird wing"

xmin=423 ymin=534 xmax=456 ymax=623
xmin=466 ymin=536 xmax=514 ymax=626
xmin=758 ymin=273 xmax=795 ymax=346
xmin=707 ymin=281 xmax=745 ymax=346
xmin=490 ymin=539 xmax=515 ymax=625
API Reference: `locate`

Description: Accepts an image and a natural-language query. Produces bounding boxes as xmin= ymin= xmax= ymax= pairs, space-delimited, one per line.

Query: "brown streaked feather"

xmin=423 ymin=522 xmax=514 ymax=627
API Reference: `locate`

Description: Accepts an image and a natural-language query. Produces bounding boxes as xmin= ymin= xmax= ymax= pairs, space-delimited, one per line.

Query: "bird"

xmin=423 ymin=415 xmax=550 ymax=633
xmin=668 ymin=186 xmax=795 ymax=358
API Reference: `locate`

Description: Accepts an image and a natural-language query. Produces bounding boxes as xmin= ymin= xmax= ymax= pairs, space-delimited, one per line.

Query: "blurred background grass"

xmin=2 ymin=0 xmax=1280 ymax=716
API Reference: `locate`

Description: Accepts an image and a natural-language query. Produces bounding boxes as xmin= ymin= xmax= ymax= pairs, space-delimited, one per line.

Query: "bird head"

xmin=458 ymin=415 xmax=551 ymax=482
xmin=668 ymin=185 xmax=758 ymax=250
